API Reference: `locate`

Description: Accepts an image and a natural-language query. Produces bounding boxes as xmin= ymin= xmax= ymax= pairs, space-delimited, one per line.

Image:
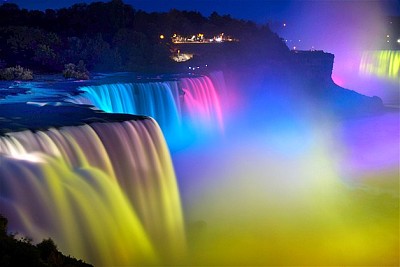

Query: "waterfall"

xmin=0 ymin=118 xmax=185 ymax=266
xmin=70 ymin=73 xmax=225 ymax=145
xmin=180 ymin=75 xmax=224 ymax=132
xmin=359 ymin=50 xmax=400 ymax=80
xmin=71 ymin=82 xmax=182 ymax=138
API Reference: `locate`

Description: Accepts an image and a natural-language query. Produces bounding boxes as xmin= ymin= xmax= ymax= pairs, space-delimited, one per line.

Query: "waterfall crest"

xmin=70 ymin=73 xmax=226 ymax=145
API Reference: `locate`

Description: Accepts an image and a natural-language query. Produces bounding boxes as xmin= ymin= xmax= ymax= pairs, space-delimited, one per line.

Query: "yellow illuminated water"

xmin=0 ymin=111 xmax=398 ymax=266
xmin=0 ymin=119 xmax=185 ymax=265
xmin=359 ymin=50 xmax=400 ymax=81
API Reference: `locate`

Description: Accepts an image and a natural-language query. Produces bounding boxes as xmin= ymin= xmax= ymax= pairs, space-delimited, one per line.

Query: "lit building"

xmin=171 ymin=33 xmax=238 ymax=44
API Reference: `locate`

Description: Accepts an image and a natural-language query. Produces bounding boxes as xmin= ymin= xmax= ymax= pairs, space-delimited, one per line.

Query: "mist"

xmin=278 ymin=1 xmax=399 ymax=104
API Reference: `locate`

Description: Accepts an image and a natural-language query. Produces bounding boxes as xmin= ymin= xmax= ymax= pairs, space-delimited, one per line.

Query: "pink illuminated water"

xmin=180 ymin=75 xmax=224 ymax=132
xmin=70 ymin=73 xmax=226 ymax=148
xmin=0 ymin=69 xmax=398 ymax=265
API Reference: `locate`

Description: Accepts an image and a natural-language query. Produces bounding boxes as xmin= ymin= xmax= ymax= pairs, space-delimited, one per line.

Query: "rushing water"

xmin=0 ymin=119 xmax=185 ymax=266
xmin=70 ymin=73 xmax=226 ymax=148
xmin=0 ymin=71 xmax=398 ymax=266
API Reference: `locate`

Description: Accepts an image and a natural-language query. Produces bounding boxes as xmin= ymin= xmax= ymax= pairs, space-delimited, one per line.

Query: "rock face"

xmin=292 ymin=50 xmax=335 ymax=85
xmin=288 ymin=50 xmax=384 ymax=116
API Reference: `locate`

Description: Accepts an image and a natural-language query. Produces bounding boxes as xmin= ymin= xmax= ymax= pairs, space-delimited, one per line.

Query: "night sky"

xmin=5 ymin=0 xmax=399 ymax=49
xmin=4 ymin=1 xmax=400 ymax=23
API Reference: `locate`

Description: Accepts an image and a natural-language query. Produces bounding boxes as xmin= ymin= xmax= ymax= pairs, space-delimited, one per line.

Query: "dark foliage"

xmin=63 ymin=60 xmax=90 ymax=80
xmin=0 ymin=65 xmax=33 ymax=80
xmin=0 ymin=0 xmax=289 ymax=73
xmin=0 ymin=214 xmax=93 ymax=267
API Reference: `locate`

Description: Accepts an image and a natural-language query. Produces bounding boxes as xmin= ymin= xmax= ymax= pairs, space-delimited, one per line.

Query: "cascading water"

xmin=71 ymin=82 xmax=181 ymax=137
xmin=70 ymin=73 xmax=225 ymax=146
xmin=179 ymin=75 xmax=224 ymax=132
xmin=0 ymin=118 xmax=185 ymax=266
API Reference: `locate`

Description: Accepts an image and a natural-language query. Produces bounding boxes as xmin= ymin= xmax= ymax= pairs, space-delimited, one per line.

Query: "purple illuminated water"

xmin=0 ymin=71 xmax=398 ymax=265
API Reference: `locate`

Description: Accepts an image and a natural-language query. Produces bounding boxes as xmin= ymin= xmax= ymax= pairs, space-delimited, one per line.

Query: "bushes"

xmin=0 ymin=214 xmax=93 ymax=267
xmin=62 ymin=60 xmax=89 ymax=80
xmin=0 ymin=65 xmax=33 ymax=80
xmin=0 ymin=62 xmax=90 ymax=81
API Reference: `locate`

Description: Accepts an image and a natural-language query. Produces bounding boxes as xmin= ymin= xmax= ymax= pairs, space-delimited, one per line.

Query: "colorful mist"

xmin=173 ymin=105 xmax=399 ymax=266
xmin=276 ymin=1 xmax=398 ymax=104
xmin=0 ymin=69 xmax=398 ymax=266
xmin=0 ymin=119 xmax=185 ymax=266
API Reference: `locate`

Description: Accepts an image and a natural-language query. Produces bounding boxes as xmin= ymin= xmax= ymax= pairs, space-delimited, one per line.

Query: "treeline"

xmin=0 ymin=214 xmax=92 ymax=267
xmin=0 ymin=0 xmax=289 ymax=73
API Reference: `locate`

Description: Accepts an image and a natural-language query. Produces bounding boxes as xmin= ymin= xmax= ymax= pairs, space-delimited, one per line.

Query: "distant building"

xmin=170 ymin=33 xmax=238 ymax=44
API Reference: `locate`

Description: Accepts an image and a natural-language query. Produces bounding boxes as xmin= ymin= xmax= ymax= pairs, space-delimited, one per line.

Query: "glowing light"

xmin=72 ymin=82 xmax=181 ymax=138
xmin=180 ymin=75 xmax=224 ymax=132
xmin=359 ymin=50 xmax=400 ymax=81
xmin=172 ymin=52 xmax=193 ymax=62
xmin=173 ymin=108 xmax=399 ymax=266
xmin=159 ymin=34 xmax=165 ymax=39
xmin=283 ymin=23 xmax=286 ymax=27
xmin=8 ymin=152 xmax=44 ymax=163
xmin=70 ymin=74 xmax=225 ymax=146
xmin=0 ymin=120 xmax=186 ymax=265
xmin=3 ymin=66 xmax=397 ymax=266
xmin=397 ymin=39 xmax=400 ymax=43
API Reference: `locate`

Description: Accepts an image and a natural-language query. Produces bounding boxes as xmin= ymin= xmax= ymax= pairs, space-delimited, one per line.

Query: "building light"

xmin=170 ymin=32 xmax=238 ymax=44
